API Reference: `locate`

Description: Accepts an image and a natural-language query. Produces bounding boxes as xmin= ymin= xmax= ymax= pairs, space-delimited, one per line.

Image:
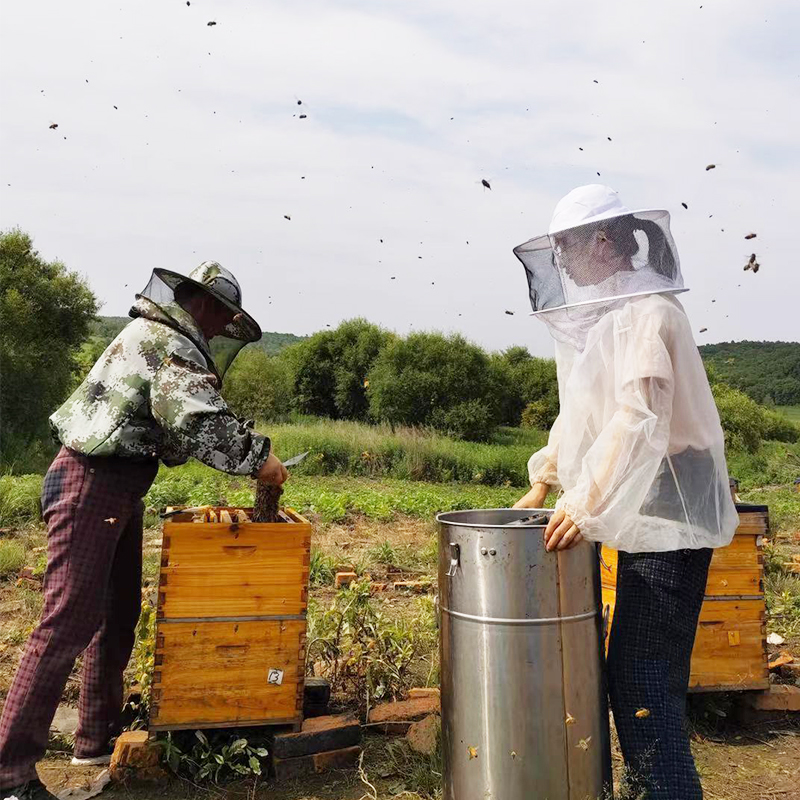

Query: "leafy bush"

xmin=291 ymin=319 xmax=390 ymax=420
xmin=0 ymin=539 xmax=25 ymax=578
xmin=1 ymin=229 xmax=98 ymax=469
xmin=161 ymin=730 xmax=269 ymax=783
xmin=307 ymin=582 xmax=437 ymax=709
xmin=429 ymin=400 xmax=495 ymax=442
xmin=222 ymin=348 xmax=293 ymax=422
xmin=492 ymin=347 xmax=559 ymax=427
xmin=367 ymin=332 xmax=501 ymax=440
xmin=521 ymin=398 xmax=558 ymax=431
xmin=712 ymin=383 xmax=799 ymax=453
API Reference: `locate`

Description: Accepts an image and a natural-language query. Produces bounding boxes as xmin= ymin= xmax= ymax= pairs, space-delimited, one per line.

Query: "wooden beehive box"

xmin=601 ymin=504 xmax=769 ymax=692
xmin=149 ymin=507 xmax=311 ymax=731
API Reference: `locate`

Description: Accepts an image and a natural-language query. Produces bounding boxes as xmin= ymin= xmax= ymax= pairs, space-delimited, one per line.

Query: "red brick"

xmin=743 ymin=684 xmax=800 ymax=712
xmin=368 ymin=696 xmax=440 ymax=728
xmin=335 ymin=571 xmax=358 ymax=588
xmin=408 ymin=688 xmax=440 ymax=700
xmin=110 ymin=731 xmax=159 ymax=781
xmin=406 ymin=715 xmax=440 ymax=755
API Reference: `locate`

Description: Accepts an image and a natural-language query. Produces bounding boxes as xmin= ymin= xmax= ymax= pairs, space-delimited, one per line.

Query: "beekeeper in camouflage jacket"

xmin=0 ymin=262 xmax=287 ymax=800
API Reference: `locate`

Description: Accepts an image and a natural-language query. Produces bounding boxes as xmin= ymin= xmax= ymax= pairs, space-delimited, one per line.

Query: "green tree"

xmin=291 ymin=319 xmax=390 ymax=420
xmin=0 ymin=230 xmax=98 ymax=466
xmin=222 ymin=348 xmax=294 ymax=422
xmin=367 ymin=332 xmax=501 ymax=440
xmin=491 ymin=346 xmax=559 ymax=427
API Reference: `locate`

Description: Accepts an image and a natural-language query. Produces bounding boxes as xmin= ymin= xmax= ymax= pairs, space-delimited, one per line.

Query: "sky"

xmin=2 ymin=0 xmax=799 ymax=357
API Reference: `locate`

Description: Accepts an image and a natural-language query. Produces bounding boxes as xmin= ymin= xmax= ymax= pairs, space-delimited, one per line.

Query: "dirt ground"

xmin=3 ymin=516 xmax=800 ymax=799
xmin=36 ymin=724 xmax=800 ymax=800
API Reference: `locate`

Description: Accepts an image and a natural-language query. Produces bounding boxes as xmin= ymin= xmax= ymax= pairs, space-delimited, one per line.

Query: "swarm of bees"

xmin=744 ymin=253 xmax=760 ymax=273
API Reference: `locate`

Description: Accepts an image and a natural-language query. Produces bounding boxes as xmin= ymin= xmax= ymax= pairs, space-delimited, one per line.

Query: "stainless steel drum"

xmin=437 ymin=508 xmax=611 ymax=800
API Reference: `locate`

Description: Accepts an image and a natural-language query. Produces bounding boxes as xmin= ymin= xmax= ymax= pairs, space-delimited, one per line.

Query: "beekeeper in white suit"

xmin=513 ymin=185 xmax=738 ymax=799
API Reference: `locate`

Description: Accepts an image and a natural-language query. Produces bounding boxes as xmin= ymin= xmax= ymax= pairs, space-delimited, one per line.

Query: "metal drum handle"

xmin=446 ymin=542 xmax=460 ymax=577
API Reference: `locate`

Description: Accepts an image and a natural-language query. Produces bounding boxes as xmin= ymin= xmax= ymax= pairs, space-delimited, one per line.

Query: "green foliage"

xmin=0 ymin=230 xmax=98 ymax=468
xmin=309 ymin=548 xmax=337 ymax=586
xmin=125 ymin=598 xmax=157 ymax=728
xmin=700 ymin=341 xmax=800 ymax=405
xmin=160 ymin=730 xmax=269 ymax=783
xmin=712 ymin=383 xmax=799 ymax=453
xmin=307 ymin=582 xmax=437 ymax=709
xmin=0 ymin=474 xmax=43 ymax=526
xmin=0 ymin=539 xmax=25 ymax=578
xmin=367 ymin=332 xmax=501 ymax=440
xmin=521 ymin=398 xmax=558 ymax=430
xmin=72 ymin=335 xmax=113 ymax=388
xmin=369 ymin=540 xmax=398 ymax=566
xmin=292 ymin=319 xmax=390 ymax=420
xmin=429 ymin=399 xmax=495 ymax=442
xmin=491 ymin=347 xmax=559 ymax=427
xmin=144 ymin=467 xmax=528 ymax=524
xmin=222 ymin=348 xmax=293 ymax=422
xmin=256 ymin=419 xmax=543 ymax=485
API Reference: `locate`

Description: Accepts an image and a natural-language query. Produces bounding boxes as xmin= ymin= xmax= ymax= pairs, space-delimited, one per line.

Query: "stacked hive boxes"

xmin=150 ymin=507 xmax=311 ymax=731
xmin=601 ymin=504 xmax=770 ymax=692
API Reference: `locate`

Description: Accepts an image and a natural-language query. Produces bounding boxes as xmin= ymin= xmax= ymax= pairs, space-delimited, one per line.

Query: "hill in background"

xmin=700 ymin=341 xmax=800 ymax=406
xmin=90 ymin=316 xmax=307 ymax=355
xmin=91 ymin=319 xmax=799 ymax=405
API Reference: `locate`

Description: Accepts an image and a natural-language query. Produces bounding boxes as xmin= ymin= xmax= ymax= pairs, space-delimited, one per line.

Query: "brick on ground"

xmin=741 ymin=684 xmax=800 ymax=713
xmin=110 ymin=731 xmax=160 ymax=781
xmin=335 ymin=571 xmax=358 ymax=588
xmin=406 ymin=715 xmax=440 ymax=755
xmin=408 ymin=687 xmax=440 ymax=700
xmin=368 ymin=696 xmax=440 ymax=734
xmin=272 ymin=745 xmax=361 ymax=780
xmin=272 ymin=713 xmax=361 ymax=759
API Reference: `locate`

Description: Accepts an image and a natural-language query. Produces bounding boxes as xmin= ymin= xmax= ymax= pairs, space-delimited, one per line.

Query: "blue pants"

xmin=607 ymin=548 xmax=713 ymax=800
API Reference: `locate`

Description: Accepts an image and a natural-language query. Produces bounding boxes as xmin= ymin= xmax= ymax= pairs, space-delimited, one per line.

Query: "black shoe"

xmin=2 ymin=779 xmax=59 ymax=800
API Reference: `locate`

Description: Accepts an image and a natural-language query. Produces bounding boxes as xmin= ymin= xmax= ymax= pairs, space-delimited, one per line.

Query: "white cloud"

xmin=1 ymin=0 xmax=798 ymax=357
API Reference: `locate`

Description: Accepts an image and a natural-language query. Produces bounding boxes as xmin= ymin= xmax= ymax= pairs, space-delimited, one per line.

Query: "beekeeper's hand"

xmin=544 ymin=508 xmax=583 ymax=551
xmin=513 ymin=482 xmax=549 ymax=509
xmin=257 ymin=452 xmax=288 ymax=486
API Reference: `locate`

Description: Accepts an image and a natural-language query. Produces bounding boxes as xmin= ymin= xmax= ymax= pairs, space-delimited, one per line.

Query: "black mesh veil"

xmin=131 ymin=269 xmax=261 ymax=379
xmin=514 ymin=210 xmax=684 ymax=316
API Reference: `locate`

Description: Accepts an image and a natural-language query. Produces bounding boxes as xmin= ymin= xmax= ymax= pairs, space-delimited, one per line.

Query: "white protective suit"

xmin=514 ymin=185 xmax=739 ymax=552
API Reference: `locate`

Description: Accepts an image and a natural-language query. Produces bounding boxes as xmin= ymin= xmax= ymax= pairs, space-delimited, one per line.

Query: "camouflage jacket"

xmin=49 ymin=297 xmax=271 ymax=475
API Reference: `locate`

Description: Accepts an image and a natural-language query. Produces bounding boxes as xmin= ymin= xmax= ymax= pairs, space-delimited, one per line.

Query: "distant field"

xmin=778 ymin=405 xmax=800 ymax=423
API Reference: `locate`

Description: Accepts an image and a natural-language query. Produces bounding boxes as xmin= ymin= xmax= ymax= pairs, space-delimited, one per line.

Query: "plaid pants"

xmin=0 ymin=447 xmax=158 ymax=789
xmin=607 ymin=548 xmax=712 ymax=800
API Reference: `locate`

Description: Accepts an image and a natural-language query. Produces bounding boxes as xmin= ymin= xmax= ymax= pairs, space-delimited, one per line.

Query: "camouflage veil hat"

xmin=133 ymin=261 xmax=262 ymax=378
xmin=153 ymin=261 xmax=262 ymax=343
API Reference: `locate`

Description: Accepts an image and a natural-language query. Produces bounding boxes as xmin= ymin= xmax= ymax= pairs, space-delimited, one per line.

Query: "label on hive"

xmin=268 ymin=668 xmax=285 ymax=686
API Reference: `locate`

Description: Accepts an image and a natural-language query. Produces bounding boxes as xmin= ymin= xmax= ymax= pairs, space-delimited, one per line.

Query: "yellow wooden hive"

xmin=149 ymin=507 xmax=311 ymax=731
xmin=601 ymin=504 xmax=769 ymax=693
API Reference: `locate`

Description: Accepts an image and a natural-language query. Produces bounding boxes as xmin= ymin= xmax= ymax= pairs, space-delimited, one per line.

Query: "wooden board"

xmin=151 ymin=507 xmax=311 ymax=731
xmin=601 ymin=505 xmax=769 ymax=692
xmin=150 ymin=619 xmax=306 ymax=730
xmin=602 ymin=593 xmax=768 ymax=692
xmin=159 ymin=512 xmax=311 ymax=619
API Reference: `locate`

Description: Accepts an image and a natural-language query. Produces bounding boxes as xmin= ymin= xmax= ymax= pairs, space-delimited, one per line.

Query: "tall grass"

xmin=259 ymin=419 xmax=545 ymax=486
xmin=0 ymin=539 xmax=26 ymax=578
xmin=0 ymin=474 xmax=43 ymax=526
